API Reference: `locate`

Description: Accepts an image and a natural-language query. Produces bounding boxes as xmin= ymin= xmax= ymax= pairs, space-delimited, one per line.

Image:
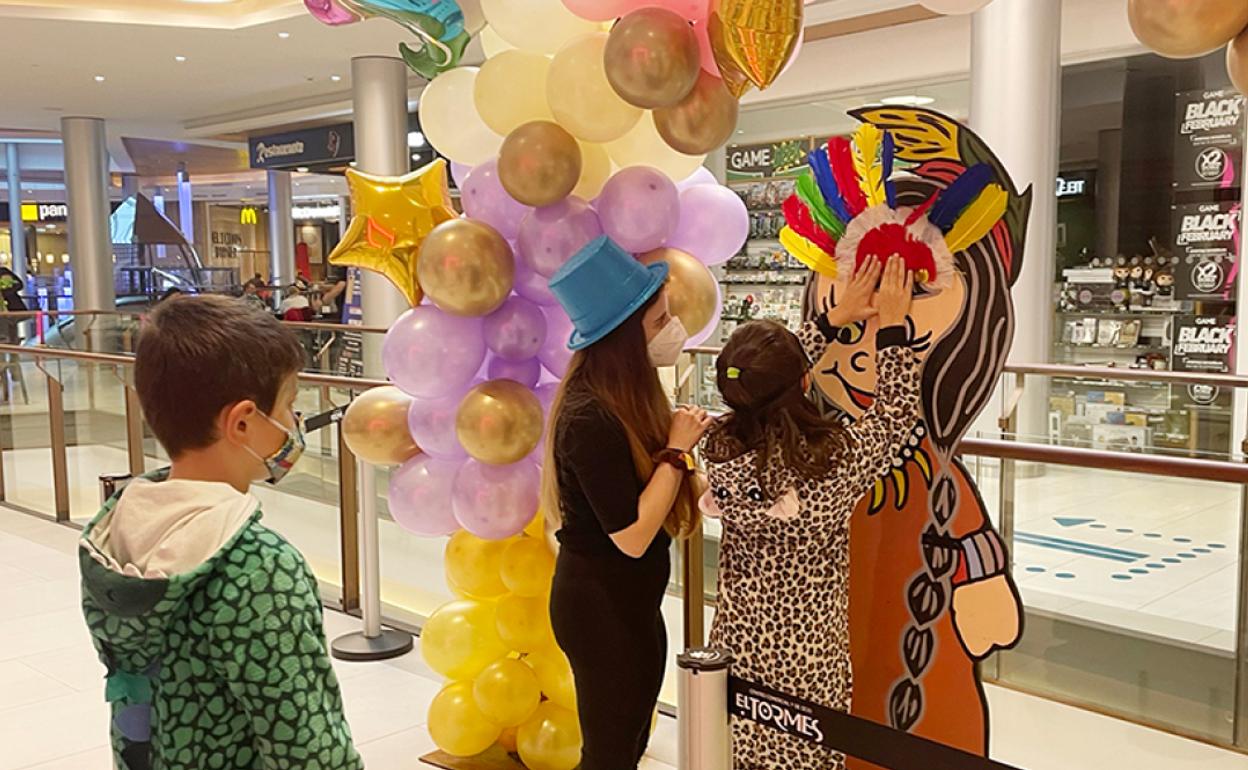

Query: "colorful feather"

xmin=782 ymin=194 xmax=837 ymax=256
xmin=828 ymin=137 xmax=868 ymax=217
xmin=796 ymin=174 xmax=846 ymax=240
xmin=945 ymin=183 xmax=1008 ymax=253
xmin=882 ymin=131 xmax=897 ymax=209
xmin=928 ymin=163 xmax=993 ymax=232
xmin=852 ymin=124 xmax=886 ymax=208
xmin=807 ymin=148 xmax=852 ymax=224
xmin=904 ymin=194 xmax=937 ymax=226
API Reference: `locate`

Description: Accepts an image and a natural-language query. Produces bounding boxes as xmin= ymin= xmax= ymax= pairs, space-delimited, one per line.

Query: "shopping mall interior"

xmin=4 ymin=0 xmax=1248 ymax=769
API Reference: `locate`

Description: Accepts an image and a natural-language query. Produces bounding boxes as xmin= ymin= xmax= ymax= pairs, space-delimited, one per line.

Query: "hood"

xmin=80 ymin=471 xmax=259 ymax=660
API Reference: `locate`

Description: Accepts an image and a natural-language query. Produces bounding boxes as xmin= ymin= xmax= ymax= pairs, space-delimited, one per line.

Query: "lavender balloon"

xmin=450 ymin=161 xmax=473 ymax=189
xmin=538 ymin=307 xmax=575 ymax=378
xmin=513 ymin=262 xmax=559 ymax=306
xmin=460 ymin=159 xmax=530 ymax=240
xmin=517 ymin=197 xmax=603 ymax=278
xmin=597 ymin=166 xmax=681 ymax=253
xmin=407 ymin=390 xmax=470 ymax=459
xmin=535 ymin=382 xmax=560 ymax=414
xmin=383 ymin=306 xmax=485 ymax=399
xmin=452 ymin=459 xmax=540 ymax=540
xmin=665 ymin=184 xmax=749 ymax=267
xmin=487 ymin=355 xmax=542 ymax=388
xmin=389 ymin=456 xmax=463 ymax=537
xmin=677 ymin=166 xmax=718 ymax=191
xmin=483 ymin=296 xmax=547 ymax=361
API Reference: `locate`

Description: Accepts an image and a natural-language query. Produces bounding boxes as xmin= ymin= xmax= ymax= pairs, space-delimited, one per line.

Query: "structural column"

xmin=970 ymin=0 xmax=1061 ymax=444
xmin=175 ymin=163 xmax=194 ymax=246
xmin=4 ymin=144 xmax=28 ymax=288
xmin=267 ymin=170 xmax=296 ymax=291
xmin=352 ymin=56 xmax=410 ymax=376
xmin=61 ymin=117 xmax=116 ymax=328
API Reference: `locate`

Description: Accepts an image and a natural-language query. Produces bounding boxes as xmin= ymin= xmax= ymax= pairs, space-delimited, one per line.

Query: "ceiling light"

xmin=175 ymin=55 xmax=187 ymax=63
xmin=94 ymin=75 xmax=105 ymax=82
xmin=277 ymin=31 xmax=291 ymax=39
xmin=880 ymin=95 xmax=934 ymax=107
xmin=296 ymin=166 xmax=309 ymax=173
xmin=330 ymin=74 xmax=342 ymax=82
xmin=407 ymin=131 xmax=426 ymax=148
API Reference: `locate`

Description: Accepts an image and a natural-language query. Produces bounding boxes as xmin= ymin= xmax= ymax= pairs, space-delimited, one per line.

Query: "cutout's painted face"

xmin=810 ymin=270 xmax=966 ymax=421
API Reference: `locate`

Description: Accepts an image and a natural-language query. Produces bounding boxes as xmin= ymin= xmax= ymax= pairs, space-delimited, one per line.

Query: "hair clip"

xmin=726 ymin=367 xmax=742 ymax=380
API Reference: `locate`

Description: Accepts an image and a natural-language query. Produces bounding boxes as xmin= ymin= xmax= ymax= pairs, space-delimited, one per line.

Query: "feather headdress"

xmin=780 ymin=121 xmax=1008 ymax=287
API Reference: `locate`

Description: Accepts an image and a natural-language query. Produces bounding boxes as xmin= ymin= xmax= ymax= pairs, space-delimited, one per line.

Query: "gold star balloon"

xmin=328 ymin=158 xmax=459 ymax=307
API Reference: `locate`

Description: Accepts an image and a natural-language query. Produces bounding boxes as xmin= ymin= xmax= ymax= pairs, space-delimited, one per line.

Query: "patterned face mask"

xmin=244 ymin=410 xmax=306 ymax=485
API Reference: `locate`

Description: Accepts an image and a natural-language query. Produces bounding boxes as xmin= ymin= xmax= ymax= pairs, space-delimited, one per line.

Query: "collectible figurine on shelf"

xmin=1154 ymin=268 xmax=1175 ymax=300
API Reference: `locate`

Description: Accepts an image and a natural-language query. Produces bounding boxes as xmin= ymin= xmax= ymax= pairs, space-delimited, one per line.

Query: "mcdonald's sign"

xmin=240 ymin=206 xmax=258 ymax=225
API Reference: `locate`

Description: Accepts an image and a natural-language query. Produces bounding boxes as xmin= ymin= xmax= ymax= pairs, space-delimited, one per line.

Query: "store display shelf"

xmin=1056 ymin=308 xmax=1181 ymax=317
xmin=1051 ymin=374 xmax=1173 ymax=388
xmin=1055 ymin=343 xmax=1170 ymax=351
xmin=722 ymin=280 xmax=807 ymax=287
xmin=723 ymin=266 xmax=806 ymax=273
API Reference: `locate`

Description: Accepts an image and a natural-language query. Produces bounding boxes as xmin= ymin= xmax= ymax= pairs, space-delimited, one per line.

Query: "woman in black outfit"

xmin=543 ymin=237 xmax=712 ymax=769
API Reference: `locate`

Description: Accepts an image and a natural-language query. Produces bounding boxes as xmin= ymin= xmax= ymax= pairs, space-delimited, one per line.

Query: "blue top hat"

xmin=549 ymin=236 xmax=669 ymax=351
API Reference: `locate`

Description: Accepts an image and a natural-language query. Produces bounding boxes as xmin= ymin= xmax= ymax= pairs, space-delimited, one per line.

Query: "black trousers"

xmin=550 ymin=548 xmax=668 ymax=770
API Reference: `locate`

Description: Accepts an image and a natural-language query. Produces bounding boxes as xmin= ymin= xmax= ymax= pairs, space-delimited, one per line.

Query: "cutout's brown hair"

xmin=135 ymin=294 xmax=305 ymax=458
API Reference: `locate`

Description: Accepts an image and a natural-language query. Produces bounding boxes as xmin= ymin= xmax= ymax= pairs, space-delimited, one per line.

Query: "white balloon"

xmin=418 ymin=67 xmax=503 ymax=166
xmin=480 ymin=0 xmax=599 ymax=55
xmin=920 ymin=0 xmax=992 ymax=14
xmin=605 ymin=112 xmax=706 ymax=182
xmin=480 ymin=25 xmax=514 ymax=58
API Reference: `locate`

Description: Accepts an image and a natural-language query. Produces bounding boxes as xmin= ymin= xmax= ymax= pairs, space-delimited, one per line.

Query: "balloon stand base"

xmin=330 ymin=629 xmax=414 ymax=662
xmin=420 ymin=747 xmax=525 ymax=769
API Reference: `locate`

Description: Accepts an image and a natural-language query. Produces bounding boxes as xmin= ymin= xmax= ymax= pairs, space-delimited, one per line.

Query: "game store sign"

xmin=1172 ymin=314 xmax=1235 ymax=373
xmin=726 ymin=137 xmax=816 ymax=181
xmin=1174 ymin=88 xmax=1244 ymax=192
xmin=1170 ymin=201 xmax=1239 ymax=302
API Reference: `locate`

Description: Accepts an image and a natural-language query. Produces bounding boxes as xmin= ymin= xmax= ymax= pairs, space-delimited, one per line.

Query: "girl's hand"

xmin=824 ymin=258 xmax=882 ymax=329
xmin=877 ymin=255 xmax=914 ymax=328
xmin=669 ymin=405 xmax=714 ymax=452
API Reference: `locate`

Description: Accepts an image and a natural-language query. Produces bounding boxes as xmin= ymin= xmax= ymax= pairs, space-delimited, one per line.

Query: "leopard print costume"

xmin=79 ymin=470 xmax=361 ymax=770
xmin=704 ymin=321 xmax=920 ymax=770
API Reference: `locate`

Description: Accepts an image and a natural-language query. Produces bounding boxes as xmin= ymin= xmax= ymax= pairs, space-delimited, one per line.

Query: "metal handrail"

xmin=959 ymin=438 xmax=1248 ymax=484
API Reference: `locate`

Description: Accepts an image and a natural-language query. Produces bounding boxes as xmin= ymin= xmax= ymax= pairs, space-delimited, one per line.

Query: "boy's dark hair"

xmin=135 ymin=294 xmax=305 ymax=458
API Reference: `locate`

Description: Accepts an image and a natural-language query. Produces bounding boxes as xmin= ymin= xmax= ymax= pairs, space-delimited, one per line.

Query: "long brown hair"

xmin=540 ymin=293 xmax=700 ymax=539
xmin=703 ymin=320 xmax=849 ymax=498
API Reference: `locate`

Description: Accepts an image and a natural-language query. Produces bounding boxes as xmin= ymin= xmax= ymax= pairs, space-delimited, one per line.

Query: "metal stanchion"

xmin=331 ymin=460 xmax=413 ymax=661
xmin=677 ymin=647 xmax=733 ymax=770
xmin=99 ymin=473 xmax=133 ymax=506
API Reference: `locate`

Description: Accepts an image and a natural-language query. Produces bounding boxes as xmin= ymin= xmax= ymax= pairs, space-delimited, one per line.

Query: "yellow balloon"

xmin=524 ymin=512 xmax=545 ymax=540
xmin=474 ymin=50 xmax=554 ymax=136
xmin=480 ymin=25 xmax=515 ymax=58
xmin=526 ymin=646 xmax=577 ymax=709
xmin=496 ymin=594 xmax=555 ymax=652
xmin=445 ymin=530 xmax=510 ymax=599
xmin=517 ymin=702 xmax=583 ymax=770
xmin=498 ymin=726 xmax=519 ymax=753
xmin=573 ymin=141 xmax=612 ymax=200
xmin=638 ymin=247 xmax=721 ymax=337
xmin=481 ymin=0 xmax=599 ymax=55
xmin=422 ymin=599 xmax=510 ymax=681
xmin=606 ymin=112 xmax=707 ymax=181
xmin=456 ymin=380 xmax=545 ymax=465
xmin=418 ymin=67 xmax=503 ymax=166
xmin=474 ymin=658 xmax=542 ymax=727
xmin=417 ymin=218 xmax=515 ymax=317
xmin=547 ymin=32 xmax=643 ymax=144
xmin=500 ymin=537 xmax=556 ymax=598
xmin=341 ymin=386 xmax=421 ymax=467
xmin=428 ymin=681 xmax=503 ymax=757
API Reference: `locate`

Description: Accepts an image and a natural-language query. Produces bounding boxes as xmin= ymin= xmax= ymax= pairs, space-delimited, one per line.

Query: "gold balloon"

xmin=526 ymin=646 xmax=577 ymax=709
xmin=604 ymin=7 xmax=701 ymax=109
xmin=655 ymin=71 xmax=740 ymax=155
xmin=417 ymin=218 xmax=515 ymax=317
xmin=341 ymin=386 xmax=421 ymax=466
xmin=1230 ymin=28 xmax=1248 ymax=94
xmin=500 ymin=537 xmax=556 ymax=598
xmin=572 ymin=141 xmax=612 ymax=200
xmin=474 ymin=50 xmax=553 ymax=136
xmin=328 ymin=160 xmax=458 ymax=308
xmin=548 ymin=32 xmax=643 ymax=144
xmin=498 ymin=121 xmax=584 ymax=207
xmin=474 ymin=658 xmax=542 ymax=728
xmin=445 ymin=530 xmax=511 ymax=599
xmin=517 ymin=702 xmax=583 ymax=770
xmin=496 ymin=594 xmax=555 ymax=652
xmin=639 ymin=248 xmax=720 ymax=338
xmin=428 ymin=681 xmax=503 ymax=757
xmin=709 ymin=0 xmax=803 ymax=92
xmin=1128 ymin=0 xmax=1248 ymax=59
xmin=456 ymin=379 xmax=545 ymax=465
xmin=421 ymin=599 xmax=509 ymax=681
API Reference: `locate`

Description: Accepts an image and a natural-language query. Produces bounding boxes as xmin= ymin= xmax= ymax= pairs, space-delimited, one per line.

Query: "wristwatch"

xmin=654 ymin=448 xmax=696 ymax=474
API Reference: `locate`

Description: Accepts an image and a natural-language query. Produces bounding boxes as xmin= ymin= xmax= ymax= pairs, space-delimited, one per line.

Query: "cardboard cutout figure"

xmin=788 ymin=107 xmax=1029 ymax=763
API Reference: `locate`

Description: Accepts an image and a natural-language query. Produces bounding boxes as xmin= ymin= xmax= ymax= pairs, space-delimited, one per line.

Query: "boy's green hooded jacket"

xmin=79 ymin=470 xmax=363 ymax=770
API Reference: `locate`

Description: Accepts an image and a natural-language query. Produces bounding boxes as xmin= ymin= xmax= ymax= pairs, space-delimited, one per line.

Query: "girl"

xmin=542 ymin=236 xmax=711 ymax=769
xmin=702 ymin=255 xmax=920 ymax=770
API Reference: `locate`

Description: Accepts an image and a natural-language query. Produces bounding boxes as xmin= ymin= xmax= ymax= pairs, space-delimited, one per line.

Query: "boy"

xmin=79 ymin=295 xmax=362 ymax=770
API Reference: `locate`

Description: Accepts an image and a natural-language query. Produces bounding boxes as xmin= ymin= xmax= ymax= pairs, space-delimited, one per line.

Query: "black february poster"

xmin=1171 ymin=201 xmax=1241 ymax=301
xmin=1172 ymin=314 xmax=1235 ymax=373
xmin=1174 ymin=88 xmax=1244 ymax=192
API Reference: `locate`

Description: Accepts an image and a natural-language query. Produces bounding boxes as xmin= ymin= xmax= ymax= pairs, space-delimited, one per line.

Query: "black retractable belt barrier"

xmin=99 ymin=473 xmax=133 ymax=506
